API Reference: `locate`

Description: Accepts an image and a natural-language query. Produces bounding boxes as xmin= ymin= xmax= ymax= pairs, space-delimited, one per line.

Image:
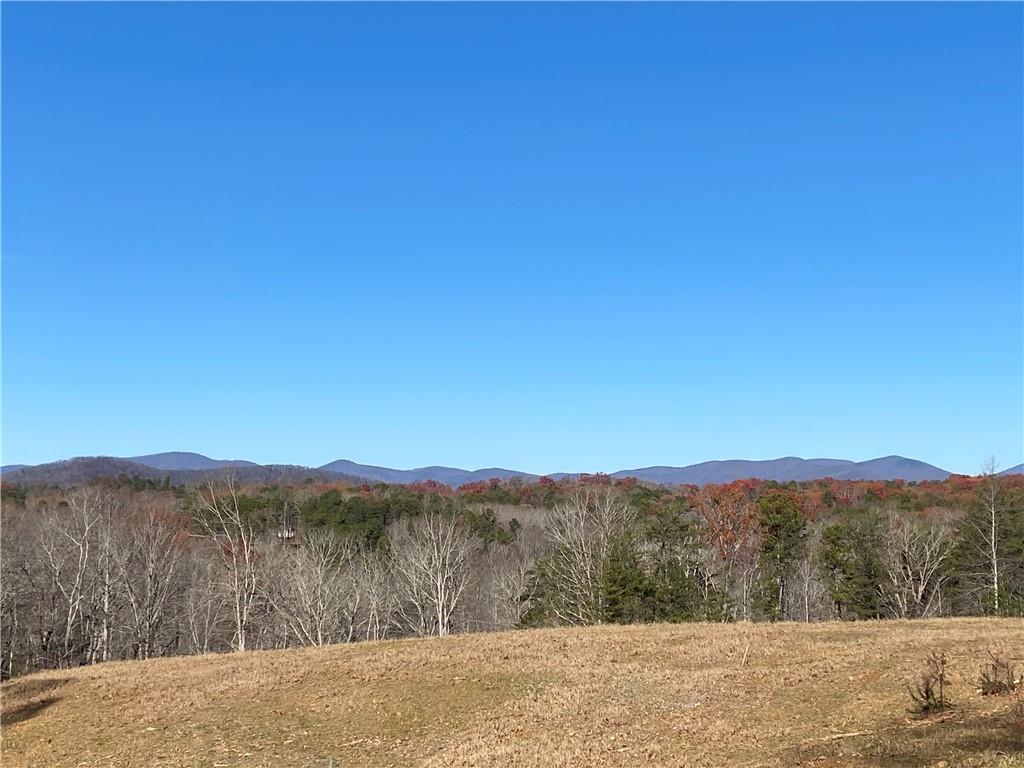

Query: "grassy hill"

xmin=2 ymin=619 xmax=1022 ymax=767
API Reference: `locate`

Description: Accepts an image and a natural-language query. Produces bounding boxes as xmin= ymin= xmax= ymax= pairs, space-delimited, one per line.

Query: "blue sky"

xmin=2 ymin=3 xmax=1021 ymax=474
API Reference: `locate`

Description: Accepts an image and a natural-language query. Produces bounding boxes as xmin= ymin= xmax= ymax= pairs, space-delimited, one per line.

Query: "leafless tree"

xmin=118 ymin=496 xmax=188 ymax=659
xmin=0 ymin=504 xmax=35 ymax=677
xmin=390 ymin=512 xmax=475 ymax=637
xmin=193 ymin=478 xmax=260 ymax=652
xmin=263 ymin=529 xmax=357 ymax=646
xmin=353 ymin=546 xmax=397 ymax=641
xmin=37 ymin=488 xmax=107 ymax=666
xmin=486 ymin=543 xmax=538 ymax=629
xmin=87 ymin=490 xmax=129 ymax=664
xmin=791 ymin=522 xmax=828 ymax=622
xmin=883 ymin=508 xmax=954 ymax=619
xmin=183 ymin=547 xmax=232 ymax=655
xmin=972 ymin=459 xmax=1004 ymax=614
xmin=542 ymin=487 xmax=634 ymax=625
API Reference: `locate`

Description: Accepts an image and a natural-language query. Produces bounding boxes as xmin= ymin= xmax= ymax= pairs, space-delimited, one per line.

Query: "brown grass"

xmin=2 ymin=618 xmax=1022 ymax=767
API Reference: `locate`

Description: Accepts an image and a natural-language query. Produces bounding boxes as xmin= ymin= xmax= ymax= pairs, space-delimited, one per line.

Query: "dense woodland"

xmin=1 ymin=470 xmax=1022 ymax=678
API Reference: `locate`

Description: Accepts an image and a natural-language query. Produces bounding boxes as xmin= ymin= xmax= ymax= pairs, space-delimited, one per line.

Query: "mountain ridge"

xmin=0 ymin=456 xmax=367 ymax=488
xmin=126 ymin=451 xmax=259 ymax=471
xmin=0 ymin=451 xmax=962 ymax=487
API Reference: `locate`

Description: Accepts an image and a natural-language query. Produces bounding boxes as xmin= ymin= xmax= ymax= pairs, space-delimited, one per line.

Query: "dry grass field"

xmin=2 ymin=619 xmax=1022 ymax=768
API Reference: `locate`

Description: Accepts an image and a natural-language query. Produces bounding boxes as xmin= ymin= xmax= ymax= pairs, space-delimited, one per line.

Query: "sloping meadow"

xmin=2 ymin=618 xmax=1022 ymax=767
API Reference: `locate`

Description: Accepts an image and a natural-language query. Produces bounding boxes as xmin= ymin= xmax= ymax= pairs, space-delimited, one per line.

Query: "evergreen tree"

xmin=755 ymin=492 xmax=806 ymax=620
xmin=602 ymin=533 xmax=652 ymax=623
xmin=951 ymin=474 xmax=1024 ymax=616
xmin=645 ymin=505 xmax=723 ymax=621
xmin=819 ymin=511 xmax=886 ymax=619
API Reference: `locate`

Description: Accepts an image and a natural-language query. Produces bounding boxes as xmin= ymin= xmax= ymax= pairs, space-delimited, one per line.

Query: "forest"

xmin=1 ymin=470 xmax=1022 ymax=678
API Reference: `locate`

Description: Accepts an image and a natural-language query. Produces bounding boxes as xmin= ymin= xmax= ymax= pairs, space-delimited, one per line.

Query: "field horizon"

xmin=3 ymin=618 xmax=1022 ymax=768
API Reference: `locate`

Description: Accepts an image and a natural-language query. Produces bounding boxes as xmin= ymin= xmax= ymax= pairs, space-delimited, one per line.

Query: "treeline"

xmin=1 ymin=472 xmax=1021 ymax=678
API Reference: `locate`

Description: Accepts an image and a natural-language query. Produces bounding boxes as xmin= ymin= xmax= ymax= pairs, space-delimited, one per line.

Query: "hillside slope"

xmin=2 ymin=619 xmax=1021 ymax=768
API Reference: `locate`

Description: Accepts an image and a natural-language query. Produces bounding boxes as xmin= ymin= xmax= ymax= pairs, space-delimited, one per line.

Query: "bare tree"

xmin=194 ymin=479 xmax=261 ymax=652
xmin=118 ymin=496 xmax=188 ymax=659
xmin=353 ymin=546 xmax=397 ymax=641
xmin=791 ymin=522 xmax=828 ymax=622
xmin=542 ymin=487 xmax=634 ymax=625
xmin=390 ymin=512 xmax=475 ymax=637
xmin=487 ymin=543 xmax=538 ymax=629
xmin=0 ymin=504 xmax=35 ymax=677
xmin=87 ymin=490 xmax=128 ymax=664
xmin=972 ymin=459 xmax=1003 ymax=614
xmin=37 ymin=488 xmax=105 ymax=666
xmin=263 ymin=529 xmax=357 ymax=646
xmin=183 ymin=547 xmax=232 ymax=655
xmin=882 ymin=508 xmax=955 ymax=619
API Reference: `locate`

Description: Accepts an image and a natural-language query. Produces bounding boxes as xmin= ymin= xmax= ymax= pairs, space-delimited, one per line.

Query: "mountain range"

xmin=3 ymin=451 xmax=1015 ymax=488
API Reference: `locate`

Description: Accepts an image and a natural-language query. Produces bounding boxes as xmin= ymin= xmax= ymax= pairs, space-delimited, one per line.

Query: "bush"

xmin=908 ymin=650 xmax=951 ymax=715
xmin=978 ymin=651 xmax=1019 ymax=696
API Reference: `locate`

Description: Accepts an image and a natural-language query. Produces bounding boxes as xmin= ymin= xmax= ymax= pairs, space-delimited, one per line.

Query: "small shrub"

xmin=978 ymin=651 xmax=1019 ymax=696
xmin=908 ymin=650 xmax=951 ymax=715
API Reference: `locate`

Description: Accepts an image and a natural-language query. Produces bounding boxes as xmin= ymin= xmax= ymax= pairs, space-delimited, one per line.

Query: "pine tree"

xmin=755 ymin=493 xmax=806 ymax=620
xmin=951 ymin=472 xmax=1024 ymax=616
xmin=819 ymin=512 xmax=886 ymax=619
xmin=602 ymin=533 xmax=652 ymax=624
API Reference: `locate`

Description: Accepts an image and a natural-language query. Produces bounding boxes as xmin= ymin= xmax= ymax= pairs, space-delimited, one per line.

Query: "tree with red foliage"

xmin=693 ymin=482 xmax=761 ymax=620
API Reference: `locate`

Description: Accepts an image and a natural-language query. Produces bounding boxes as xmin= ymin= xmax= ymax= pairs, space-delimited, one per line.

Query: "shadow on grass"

xmin=1 ymin=696 xmax=60 ymax=726
xmin=1 ymin=677 xmax=70 ymax=726
xmin=785 ymin=704 xmax=1024 ymax=767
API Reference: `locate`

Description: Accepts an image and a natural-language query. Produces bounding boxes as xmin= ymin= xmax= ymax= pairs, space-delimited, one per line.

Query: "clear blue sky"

xmin=2 ymin=3 xmax=1022 ymax=475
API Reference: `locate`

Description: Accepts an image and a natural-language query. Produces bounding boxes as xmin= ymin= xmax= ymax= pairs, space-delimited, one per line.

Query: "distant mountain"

xmin=0 ymin=452 xmax=955 ymax=487
xmin=127 ymin=452 xmax=259 ymax=471
xmin=2 ymin=457 xmax=167 ymax=486
xmin=0 ymin=457 xmax=364 ymax=488
xmin=611 ymin=455 xmax=949 ymax=484
xmin=830 ymin=455 xmax=951 ymax=481
xmin=1000 ymin=463 xmax=1024 ymax=476
xmin=317 ymin=459 xmax=536 ymax=487
xmin=609 ymin=457 xmax=855 ymax=485
xmin=183 ymin=464 xmax=365 ymax=486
